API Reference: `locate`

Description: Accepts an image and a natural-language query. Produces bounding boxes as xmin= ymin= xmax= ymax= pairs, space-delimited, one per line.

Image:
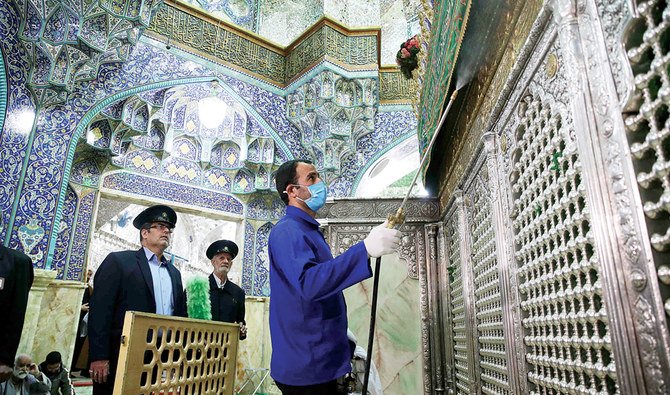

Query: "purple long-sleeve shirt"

xmin=268 ymin=206 xmax=371 ymax=386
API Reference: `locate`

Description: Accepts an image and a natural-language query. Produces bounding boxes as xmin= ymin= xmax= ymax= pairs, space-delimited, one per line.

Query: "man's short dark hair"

xmin=45 ymin=351 xmax=61 ymax=365
xmin=275 ymin=159 xmax=312 ymax=205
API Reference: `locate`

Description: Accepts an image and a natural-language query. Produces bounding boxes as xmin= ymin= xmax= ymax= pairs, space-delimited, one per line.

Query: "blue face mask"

xmin=296 ymin=181 xmax=327 ymax=212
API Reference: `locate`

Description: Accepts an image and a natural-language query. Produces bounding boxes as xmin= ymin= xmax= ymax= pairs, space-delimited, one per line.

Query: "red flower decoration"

xmin=396 ymin=35 xmax=420 ymax=79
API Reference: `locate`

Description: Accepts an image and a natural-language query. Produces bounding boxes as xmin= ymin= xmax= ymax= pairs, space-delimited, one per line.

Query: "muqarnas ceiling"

xmin=74 ymin=82 xmax=282 ymax=197
xmin=72 ymin=71 xmax=415 ymax=199
xmin=10 ymin=0 xmax=164 ymax=105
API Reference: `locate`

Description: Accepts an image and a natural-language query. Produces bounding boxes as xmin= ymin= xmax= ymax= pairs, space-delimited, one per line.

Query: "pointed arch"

xmin=50 ymin=76 xmax=292 ymax=266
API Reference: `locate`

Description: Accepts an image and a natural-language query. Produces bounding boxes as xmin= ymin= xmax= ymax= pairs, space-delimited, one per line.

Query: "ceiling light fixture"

xmin=198 ymin=96 xmax=226 ymax=129
xmin=198 ymin=81 xmax=227 ymax=129
xmin=7 ymin=108 xmax=36 ymax=136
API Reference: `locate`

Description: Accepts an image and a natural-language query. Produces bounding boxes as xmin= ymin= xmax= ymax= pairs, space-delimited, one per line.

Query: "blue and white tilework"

xmin=241 ymin=220 xmax=255 ymax=294
xmin=125 ymin=150 xmax=162 ymax=175
xmin=0 ymin=3 xmax=35 ymax=243
xmin=70 ymin=157 xmax=103 ymax=188
xmin=11 ymin=125 xmax=68 ymax=258
xmin=14 ymin=0 xmax=163 ymax=104
xmin=233 ymin=169 xmax=255 ymax=194
xmin=215 ymin=144 xmax=241 ymax=168
xmin=255 ymin=166 xmax=270 ymax=189
xmin=138 ymin=122 xmax=166 ymax=151
xmin=240 ymin=219 xmax=274 ymax=296
xmin=331 ymin=110 xmax=417 ymax=196
xmin=88 ymin=119 xmax=113 ymax=150
xmin=173 ymin=137 xmax=200 ymax=161
xmin=1 ymin=0 xmax=419 ymax=290
xmin=103 ymin=172 xmax=244 ymax=215
xmin=204 ymin=168 xmax=233 ymax=192
xmin=162 ymin=157 xmax=202 ymax=183
xmin=1 ymin=37 xmax=217 ymax=266
xmin=219 ymin=75 xmax=309 ymax=159
xmin=253 ymin=222 xmax=272 ymax=296
xmin=66 ymin=190 xmax=95 ymax=281
xmin=246 ymin=195 xmax=285 ymax=220
xmin=18 ymin=219 xmax=46 ymax=268
xmin=52 ymin=186 xmax=77 ymax=279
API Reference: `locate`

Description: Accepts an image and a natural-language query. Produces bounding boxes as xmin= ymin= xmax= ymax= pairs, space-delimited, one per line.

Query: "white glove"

xmin=364 ymin=221 xmax=401 ymax=258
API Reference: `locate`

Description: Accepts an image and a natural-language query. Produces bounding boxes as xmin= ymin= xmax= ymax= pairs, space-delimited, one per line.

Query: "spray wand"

xmin=361 ymin=88 xmax=459 ymax=394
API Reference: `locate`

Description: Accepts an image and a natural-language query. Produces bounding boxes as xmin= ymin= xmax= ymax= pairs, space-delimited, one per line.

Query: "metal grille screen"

xmin=510 ymin=94 xmax=618 ymax=393
xmin=446 ymin=211 xmax=473 ymax=394
xmin=467 ymin=174 xmax=509 ymax=394
xmin=624 ymin=0 xmax=670 ymax=313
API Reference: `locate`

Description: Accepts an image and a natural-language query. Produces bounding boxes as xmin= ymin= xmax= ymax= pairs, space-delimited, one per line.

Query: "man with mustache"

xmin=88 ymin=205 xmax=187 ymax=395
xmin=0 ymin=354 xmax=50 ymax=395
xmin=206 ymin=240 xmax=247 ymax=340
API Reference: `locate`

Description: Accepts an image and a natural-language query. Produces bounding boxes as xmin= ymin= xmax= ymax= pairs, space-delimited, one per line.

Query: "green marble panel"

xmin=345 ymin=254 xmax=422 ymax=394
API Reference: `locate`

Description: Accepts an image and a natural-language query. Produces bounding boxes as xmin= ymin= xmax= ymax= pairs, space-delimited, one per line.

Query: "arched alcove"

xmin=88 ymin=195 xmax=241 ymax=286
xmin=58 ymin=80 xmax=294 ymax=294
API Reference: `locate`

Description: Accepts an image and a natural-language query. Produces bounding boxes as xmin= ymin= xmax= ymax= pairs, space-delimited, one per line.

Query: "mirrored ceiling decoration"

xmin=182 ymin=0 xmax=257 ymax=31
xmin=11 ymin=0 xmax=164 ymax=105
xmin=71 ymin=74 xmax=415 ymax=200
xmin=76 ymin=81 xmax=286 ymax=198
xmin=286 ymin=70 xmax=377 ymax=185
xmin=182 ymin=0 xmax=423 ymax=64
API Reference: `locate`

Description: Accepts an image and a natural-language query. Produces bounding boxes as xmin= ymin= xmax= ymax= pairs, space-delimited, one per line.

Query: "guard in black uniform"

xmin=206 ymin=240 xmax=247 ymax=340
xmin=0 ymin=241 xmax=34 ymax=382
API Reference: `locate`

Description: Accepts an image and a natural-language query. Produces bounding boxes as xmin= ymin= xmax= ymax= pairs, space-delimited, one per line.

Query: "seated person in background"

xmin=39 ymin=352 xmax=73 ymax=395
xmin=206 ymin=240 xmax=247 ymax=340
xmin=0 ymin=354 xmax=51 ymax=395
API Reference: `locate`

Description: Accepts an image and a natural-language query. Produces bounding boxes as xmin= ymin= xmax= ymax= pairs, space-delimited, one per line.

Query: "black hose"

xmin=362 ymin=256 xmax=382 ymax=395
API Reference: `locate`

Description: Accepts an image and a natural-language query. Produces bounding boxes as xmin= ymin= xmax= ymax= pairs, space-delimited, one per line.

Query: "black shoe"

xmin=80 ymin=369 xmax=90 ymax=378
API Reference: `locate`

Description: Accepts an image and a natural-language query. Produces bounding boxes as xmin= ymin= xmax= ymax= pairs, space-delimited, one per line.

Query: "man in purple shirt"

xmin=268 ymin=159 xmax=401 ymax=394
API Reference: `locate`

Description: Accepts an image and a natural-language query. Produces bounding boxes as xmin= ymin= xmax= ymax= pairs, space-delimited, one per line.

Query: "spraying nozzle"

xmin=386 ymin=207 xmax=406 ymax=229
xmin=387 ymin=88 xmax=460 ymax=226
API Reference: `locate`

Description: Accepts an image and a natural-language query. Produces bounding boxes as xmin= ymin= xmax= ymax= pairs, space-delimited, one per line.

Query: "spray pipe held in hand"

xmin=385 ymin=88 xmax=459 ymax=229
xmin=362 ymin=88 xmax=460 ymax=395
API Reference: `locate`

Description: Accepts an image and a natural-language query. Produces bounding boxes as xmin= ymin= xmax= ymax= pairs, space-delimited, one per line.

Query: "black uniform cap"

xmin=206 ymin=240 xmax=238 ymax=260
xmin=132 ymin=205 xmax=177 ymax=229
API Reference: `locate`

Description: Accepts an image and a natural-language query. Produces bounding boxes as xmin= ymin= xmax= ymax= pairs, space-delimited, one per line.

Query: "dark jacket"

xmin=89 ymin=248 xmax=187 ymax=365
xmin=0 ymin=245 xmax=34 ymax=367
xmin=78 ymin=285 xmax=91 ymax=328
xmin=39 ymin=362 xmax=73 ymax=395
xmin=208 ymin=274 xmax=246 ymax=340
